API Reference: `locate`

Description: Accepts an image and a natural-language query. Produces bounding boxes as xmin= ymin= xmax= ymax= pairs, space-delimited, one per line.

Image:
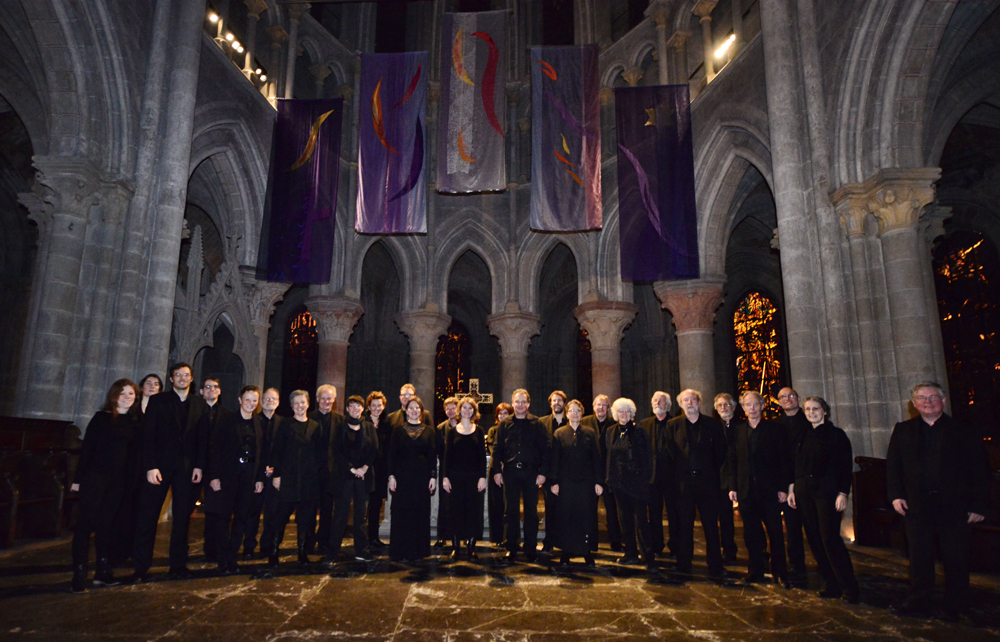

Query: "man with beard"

xmin=538 ymin=391 xmax=567 ymax=552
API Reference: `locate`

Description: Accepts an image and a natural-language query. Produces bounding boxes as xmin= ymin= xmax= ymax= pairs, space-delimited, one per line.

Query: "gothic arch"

xmin=433 ymin=213 xmax=510 ymax=313
xmin=925 ymin=72 xmax=1000 ymax=167
xmin=348 ymin=234 xmax=426 ymax=311
xmin=515 ymin=225 xmax=592 ymax=313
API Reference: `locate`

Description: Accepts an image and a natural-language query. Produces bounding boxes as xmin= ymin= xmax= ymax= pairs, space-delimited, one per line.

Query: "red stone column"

xmin=573 ymin=301 xmax=639 ymax=403
xmin=655 ymin=278 xmax=725 ymax=414
xmin=306 ymin=296 xmax=364 ymax=400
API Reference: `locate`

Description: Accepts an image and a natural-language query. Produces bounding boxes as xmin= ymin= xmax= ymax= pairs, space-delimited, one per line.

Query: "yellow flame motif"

xmin=287 ymin=109 xmax=335 ymax=171
xmin=453 ymin=28 xmax=474 ymax=86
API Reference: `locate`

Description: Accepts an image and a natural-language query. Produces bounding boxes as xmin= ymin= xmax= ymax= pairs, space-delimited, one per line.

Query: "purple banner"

xmin=258 ymin=98 xmax=343 ymax=284
xmin=356 ymin=52 xmax=428 ymax=234
xmin=614 ymin=85 xmax=699 ymax=281
xmin=529 ymin=45 xmax=601 ymax=231
xmin=437 ymin=11 xmax=507 ymax=193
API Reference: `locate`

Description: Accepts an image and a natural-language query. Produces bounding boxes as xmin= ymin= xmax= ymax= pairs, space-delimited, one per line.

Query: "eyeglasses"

xmin=203 ymin=384 xmax=219 ymax=389
xmin=777 ymin=393 xmax=796 ymax=400
xmin=913 ymin=395 xmax=942 ymax=403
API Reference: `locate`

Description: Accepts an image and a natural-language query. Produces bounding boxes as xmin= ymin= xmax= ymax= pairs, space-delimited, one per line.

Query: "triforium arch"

xmin=515 ymin=226 xmax=593 ymax=314
xmin=434 ymin=214 xmax=510 ymax=314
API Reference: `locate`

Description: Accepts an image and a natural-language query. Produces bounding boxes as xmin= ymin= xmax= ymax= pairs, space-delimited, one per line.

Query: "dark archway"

xmin=280 ymin=305 xmax=318 ymax=411
xmin=621 ymin=283 xmax=679 ymax=410
xmin=434 ymin=320 xmax=472 ymax=420
xmin=196 ymin=319 xmax=246 ymax=413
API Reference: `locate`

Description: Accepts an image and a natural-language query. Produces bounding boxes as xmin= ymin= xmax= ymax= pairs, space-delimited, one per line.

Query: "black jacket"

xmin=539 ymin=413 xmax=568 ymax=439
xmin=886 ymin=413 xmax=990 ymax=516
xmin=793 ymin=420 xmax=854 ymax=499
xmin=666 ymin=413 xmax=728 ymax=481
xmin=204 ymin=412 xmax=265 ymax=513
xmin=550 ymin=425 xmax=602 ymax=487
xmin=75 ymin=410 xmax=142 ymax=494
xmin=142 ymin=389 xmax=208 ymax=474
xmin=606 ymin=421 xmax=654 ymax=499
xmin=727 ymin=419 xmax=791 ymax=500
xmin=270 ymin=418 xmax=324 ymax=503
xmin=328 ymin=418 xmax=379 ymax=496
xmin=488 ymin=414 xmax=550 ymax=477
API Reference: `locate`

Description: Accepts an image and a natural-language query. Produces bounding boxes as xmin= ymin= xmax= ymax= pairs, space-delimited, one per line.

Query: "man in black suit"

xmin=132 ymin=362 xmax=208 ymax=579
xmin=582 ymin=394 xmax=618 ymax=551
xmin=387 ymin=383 xmax=431 ymax=428
xmin=667 ymin=389 xmax=728 ymax=578
xmin=640 ymin=391 xmax=675 ymax=558
xmin=538 ymin=390 xmax=567 ymax=552
xmin=490 ymin=389 xmax=550 ymax=563
xmin=309 ymin=384 xmax=341 ymax=554
xmin=197 ymin=377 xmax=230 ymax=563
xmin=434 ymin=396 xmax=459 ymax=547
xmin=714 ymin=393 xmax=739 ymax=564
xmin=728 ymin=391 xmax=791 ymax=588
xmin=887 ymin=382 xmax=990 ymax=621
xmin=777 ymin=386 xmax=809 ymax=583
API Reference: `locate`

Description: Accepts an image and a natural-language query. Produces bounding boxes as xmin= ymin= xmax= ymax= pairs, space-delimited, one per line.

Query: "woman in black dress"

xmin=485 ymin=403 xmax=512 ymax=547
xmin=365 ymin=391 xmax=391 ymax=548
xmin=70 ymin=379 xmax=143 ymax=592
xmin=787 ymin=396 xmax=859 ymax=603
xmin=387 ymin=396 xmax=436 ymax=563
xmin=606 ymin=397 xmax=656 ymax=572
xmin=269 ymin=389 xmax=324 ymax=567
xmin=327 ymin=395 xmax=379 ymax=563
xmin=550 ymin=399 xmax=603 ymax=568
xmin=442 ymin=397 xmax=487 ymax=560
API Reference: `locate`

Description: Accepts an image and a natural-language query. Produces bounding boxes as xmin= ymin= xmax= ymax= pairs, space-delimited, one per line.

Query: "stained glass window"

xmin=435 ymin=321 xmax=471 ymax=420
xmin=733 ymin=291 xmax=785 ymax=419
xmin=282 ymin=308 xmax=318 ymax=403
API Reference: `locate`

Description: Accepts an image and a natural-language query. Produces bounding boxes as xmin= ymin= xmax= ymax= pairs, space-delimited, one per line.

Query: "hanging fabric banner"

xmin=257 ymin=98 xmax=343 ymax=284
xmin=614 ymin=84 xmax=699 ymax=281
xmin=529 ymin=45 xmax=601 ymax=231
xmin=437 ymin=10 xmax=507 ymax=193
xmin=356 ymin=52 xmax=428 ymax=234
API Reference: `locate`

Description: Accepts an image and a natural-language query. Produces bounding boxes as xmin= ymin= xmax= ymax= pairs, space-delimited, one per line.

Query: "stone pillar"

xmin=284 ymin=4 xmax=307 ymax=99
xmin=649 ymin=3 xmax=670 ymax=84
xmin=135 ymin=0 xmax=207 ymax=377
xmin=692 ymin=0 xmax=718 ymax=82
xmin=243 ymin=0 xmax=268 ymax=79
xmin=732 ymin=0 xmax=744 ymax=49
xmin=307 ymin=296 xmax=365 ymax=399
xmin=242 ymin=268 xmax=290 ymax=388
xmin=667 ymin=30 xmax=690 ymax=87
xmin=919 ymin=205 xmax=952 ymax=397
xmin=574 ymin=302 xmax=638 ymax=402
xmin=395 ymin=309 xmax=451 ymax=409
xmin=487 ymin=303 xmax=541 ymax=404
xmin=866 ymin=170 xmax=941 ymax=419
xmin=267 ymin=25 xmax=288 ymax=97
xmin=311 ymin=63 xmax=331 ymax=99
xmin=654 ymin=278 xmax=725 ymax=414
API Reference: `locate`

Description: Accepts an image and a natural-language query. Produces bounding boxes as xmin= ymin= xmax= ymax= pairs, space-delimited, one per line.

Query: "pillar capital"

xmin=395 ymin=309 xmax=451 ymax=353
xmin=241 ymin=268 xmax=291 ymax=327
xmin=267 ymin=24 xmax=288 ymax=44
xmin=288 ymin=3 xmax=309 ymax=22
xmin=654 ymin=277 xmax=725 ymax=333
xmin=310 ymin=63 xmax=332 ymax=85
xmin=244 ymin=0 xmax=269 ymax=18
xmin=30 ymin=157 xmax=105 ymax=219
xmin=487 ymin=303 xmax=541 ymax=356
xmin=599 ymin=87 xmax=614 ymax=106
xmin=307 ymin=296 xmax=365 ymax=344
xmin=668 ymin=30 xmax=691 ymax=50
xmin=831 ymin=168 xmax=940 ymax=236
xmin=645 ymin=1 xmax=671 ymax=29
xmin=573 ymin=301 xmax=638 ymax=351
xmin=622 ymin=66 xmax=644 ymax=87
xmin=692 ymin=0 xmax=719 ymax=19
xmin=830 ymin=186 xmax=871 ymax=238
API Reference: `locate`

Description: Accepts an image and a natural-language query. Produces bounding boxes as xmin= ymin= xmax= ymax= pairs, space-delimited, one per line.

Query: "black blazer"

xmin=666 ymin=414 xmax=728 ymax=481
xmin=328 ymin=419 xmax=379 ymax=496
xmin=204 ymin=412 xmax=265 ymax=514
xmin=539 ymin=413 xmax=568 ymax=439
xmin=142 ymin=390 xmax=208 ymax=474
xmin=886 ymin=413 xmax=990 ymax=516
xmin=488 ymin=414 xmax=550 ymax=477
xmin=270 ymin=418 xmax=324 ymax=503
xmin=75 ymin=410 xmax=141 ymax=495
xmin=727 ymin=420 xmax=791 ymax=500
xmin=793 ymin=420 xmax=853 ymax=499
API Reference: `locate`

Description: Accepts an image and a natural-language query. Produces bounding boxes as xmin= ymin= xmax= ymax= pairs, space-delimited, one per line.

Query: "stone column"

xmin=648 ymin=3 xmax=670 ymax=84
xmin=267 ymin=25 xmax=288 ymax=97
xmin=242 ymin=268 xmax=290 ymax=388
xmin=866 ymin=169 xmax=941 ymax=419
xmin=692 ymin=0 xmax=718 ymax=82
xmin=307 ymin=296 xmax=365 ymax=398
xmin=395 ymin=309 xmax=451 ymax=409
xmin=667 ymin=30 xmax=690 ymax=87
xmin=284 ymin=4 xmax=307 ymax=99
xmin=654 ymin=278 xmax=725 ymax=414
xmin=487 ymin=303 xmax=541 ymax=404
xmin=574 ymin=302 xmax=638 ymax=402
xmin=243 ymin=0 xmax=268 ymax=79
xmin=732 ymin=0 xmax=744 ymax=48
xmin=919 ymin=205 xmax=952 ymax=396
xmin=311 ymin=63 xmax=331 ymax=99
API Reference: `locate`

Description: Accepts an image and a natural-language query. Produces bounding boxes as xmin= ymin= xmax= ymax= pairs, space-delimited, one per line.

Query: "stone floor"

xmin=1 ymin=516 xmax=998 ymax=641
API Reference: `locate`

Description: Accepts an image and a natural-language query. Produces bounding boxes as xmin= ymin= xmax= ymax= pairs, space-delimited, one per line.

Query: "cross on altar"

xmin=458 ymin=379 xmax=493 ymax=404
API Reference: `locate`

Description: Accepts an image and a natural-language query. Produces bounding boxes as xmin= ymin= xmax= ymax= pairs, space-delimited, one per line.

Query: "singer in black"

xmin=326 ymin=395 xmax=379 ymax=563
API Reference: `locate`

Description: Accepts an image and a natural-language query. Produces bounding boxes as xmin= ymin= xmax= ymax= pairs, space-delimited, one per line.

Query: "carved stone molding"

xmin=691 ymin=0 xmax=719 ymax=19
xmin=267 ymin=25 xmax=288 ymax=44
xmin=667 ymin=30 xmax=691 ymax=50
xmin=240 ymin=267 xmax=291 ymax=327
xmin=244 ymin=0 xmax=269 ymax=18
xmin=574 ymin=301 xmax=639 ymax=351
xmin=830 ymin=168 xmax=941 ymax=237
xmin=599 ymin=87 xmax=614 ymax=106
xmin=310 ymin=63 xmax=332 ymax=85
xmin=920 ymin=204 xmax=952 ymax=245
xmin=654 ymin=277 xmax=725 ymax=333
xmin=622 ymin=66 xmax=644 ymax=87
xmin=307 ymin=296 xmax=365 ymax=344
xmin=395 ymin=309 xmax=451 ymax=353
xmin=646 ymin=1 xmax=670 ymax=29
xmin=487 ymin=302 xmax=541 ymax=356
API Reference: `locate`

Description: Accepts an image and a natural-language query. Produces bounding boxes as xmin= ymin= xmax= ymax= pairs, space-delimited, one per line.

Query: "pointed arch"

xmin=515 ymin=226 xmax=592 ymax=314
xmin=433 ymin=213 xmax=510 ymax=313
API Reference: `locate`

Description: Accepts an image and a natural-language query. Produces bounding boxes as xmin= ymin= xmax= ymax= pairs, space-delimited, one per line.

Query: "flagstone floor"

xmin=1 ymin=516 xmax=998 ymax=642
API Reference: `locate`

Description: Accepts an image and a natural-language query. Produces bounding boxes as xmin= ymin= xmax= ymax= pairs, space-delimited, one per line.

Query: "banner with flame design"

xmin=437 ymin=11 xmax=506 ymax=193
xmin=356 ymin=52 xmax=428 ymax=234
xmin=529 ymin=45 xmax=601 ymax=231
xmin=258 ymin=98 xmax=343 ymax=284
xmin=614 ymin=85 xmax=698 ymax=281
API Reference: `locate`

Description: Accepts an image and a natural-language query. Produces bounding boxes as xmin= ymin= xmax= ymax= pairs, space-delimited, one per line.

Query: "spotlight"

xmin=714 ymin=34 xmax=736 ymax=59
xmin=260 ymin=74 xmax=267 ymax=81
xmin=208 ymin=13 xmax=219 ymax=23
xmin=256 ymin=68 xmax=262 ymax=75
xmin=226 ymin=32 xmax=234 ymax=42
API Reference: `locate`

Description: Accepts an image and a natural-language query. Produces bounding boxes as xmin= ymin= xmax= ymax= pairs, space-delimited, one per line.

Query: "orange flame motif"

xmin=458 ymin=128 xmax=476 ymax=163
xmin=534 ymin=59 xmax=557 ymax=81
xmin=564 ymin=168 xmax=584 ymax=185
xmin=371 ymin=79 xmax=399 ymax=154
xmin=553 ymin=148 xmax=576 ymax=167
xmin=453 ymin=28 xmax=475 ymax=86
xmin=287 ymin=109 xmax=335 ymax=171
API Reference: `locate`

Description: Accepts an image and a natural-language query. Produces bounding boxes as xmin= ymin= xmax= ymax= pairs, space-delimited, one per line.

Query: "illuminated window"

xmin=733 ymin=291 xmax=785 ymax=418
xmin=435 ymin=321 xmax=471 ymax=419
xmin=282 ymin=308 xmax=318 ymax=402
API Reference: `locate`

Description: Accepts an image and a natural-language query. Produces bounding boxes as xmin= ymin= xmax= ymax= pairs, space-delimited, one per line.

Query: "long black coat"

xmin=369 ymin=415 xmax=393 ymax=499
xmin=606 ymin=421 xmax=654 ymax=500
xmin=727 ymin=419 xmax=791 ymax=500
xmin=270 ymin=418 xmax=324 ymax=503
xmin=203 ymin=412 xmax=265 ymax=514
xmin=142 ymin=390 xmax=208 ymax=474
xmin=328 ymin=419 xmax=379 ymax=496
xmin=75 ymin=411 xmax=142 ymax=498
xmin=886 ymin=413 xmax=990 ymax=516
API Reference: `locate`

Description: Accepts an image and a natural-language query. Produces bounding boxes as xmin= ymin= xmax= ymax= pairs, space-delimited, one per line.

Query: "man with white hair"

xmin=666 ymin=389 xmax=728 ymax=578
xmin=641 ymin=391 xmax=676 ymax=559
xmin=309 ymin=384 xmax=341 ymax=554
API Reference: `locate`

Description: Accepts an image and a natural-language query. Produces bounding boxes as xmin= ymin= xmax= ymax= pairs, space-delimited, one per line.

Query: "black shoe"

xmin=646 ymin=562 xmax=659 ymax=573
xmin=541 ymin=542 xmax=554 ymax=553
xmin=525 ymin=552 xmax=538 ymax=563
xmin=842 ymin=591 xmax=860 ymax=605
xmin=168 ymin=566 xmax=192 ymax=579
xmin=71 ymin=564 xmax=88 ymax=594
xmin=297 ymin=551 xmax=310 ymax=565
xmin=241 ymin=550 xmax=255 ymax=561
xmin=743 ymin=572 xmax=765 ymax=584
xmin=708 ymin=568 xmax=728 ymax=580
xmin=722 ymin=551 xmax=737 ymax=564
xmin=268 ymin=551 xmax=280 ymax=568
xmin=355 ymin=552 xmax=374 ymax=562
xmin=556 ymin=557 xmax=570 ymax=570
xmin=775 ymin=576 xmax=792 ymax=590
xmin=467 ymin=542 xmax=478 ymax=560
xmin=504 ymin=550 xmax=518 ymax=563
xmin=93 ymin=558 xmax=119 ymax=587
xmin=371 ymin=539 xmax=387 ymax=549
xmin=584 ymin=556 xmax=596 ymax=568
xmin=818 ymin=587 xmax=842 ymax=599
xmin=618 ymin=554 xmax=641 ymax=565
xmin=610 ymin=543 xmax=624 ymax=553
xmin=128 ymin=572 xmax=149 ymax=584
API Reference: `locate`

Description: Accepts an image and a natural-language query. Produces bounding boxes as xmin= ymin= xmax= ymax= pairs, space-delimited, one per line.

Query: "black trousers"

xmin=675 ymin=473 xmax=723 ymax=573
xmin=243 ymin=487 xmax=265 ymax=553
xmin=315 ymin=489 xmax=334 ymax=552
xmin=718 ymin=488 xmax=737 ymax=558
xmin=502 ymin=466 xmax=539 ymax=553
xmin=330 ymin=478 xmax=370 ymax=556
xmin=133 ymin=466 xmax=196 ymax=575
xmin=367 ymin=494 xmax=386 ymax=542
xmin=542 ymin=482 xmax=557 ymax=547
xmin=903 ymin=500 xmax=971 ymax=611
xmin=488 ymin=479 xmax=505 ymax=544
xmin=72 ymin=484 xmax=125 ymax=567
xmin=616 ymin=491 xmax=654 ymax=562
xmin=739 ymin=487 xmax=787 ymax=579
xmin=782 ymin=501 xmax=807 ymax=574
xmin=257 ymin=481 xmax=282 ymax=555
xmin=648 ymin=466 xmax=678 ymax=554
xmin=212 ymin=465 xmax=258 ymax=567
xmin=796 ymin=482 xmax=858 ymax=597
xmin=188 ymin=480 xmax=218 ymax=560
xmin=602 ymin=490 xmax=622 ymax=548
xmin=274 ymin=499 xmax=318 ymax=551
xmin=436 ymin=468 xmax=451 ymax=542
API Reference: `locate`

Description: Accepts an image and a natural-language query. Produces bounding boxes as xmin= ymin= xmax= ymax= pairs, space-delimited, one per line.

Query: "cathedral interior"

xmin=1 ymin=0 xmax=1000 ymax=639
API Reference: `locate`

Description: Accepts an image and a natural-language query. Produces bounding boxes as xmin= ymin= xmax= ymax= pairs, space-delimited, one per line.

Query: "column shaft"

xmin=574 ymin=302 xmax=638 ymax=402
xmin=396 ymin=310 xmax=451 ymax=414
xmin=487 ymin=305 xmax=541 ymax=404
xmin=308 ymin=296 xmax=365 ymax=400
xmin=284 ymin=7 xmax=305 ymax=99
